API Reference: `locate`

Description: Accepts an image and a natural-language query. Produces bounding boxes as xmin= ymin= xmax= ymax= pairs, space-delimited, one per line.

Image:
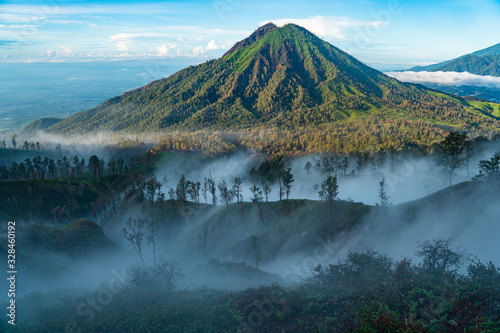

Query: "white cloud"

xmin=110 ymin=32 xmax=166 ymax=52
xmin=191 ymin=39 xmax=229 ymax=56
xmin=385 ymin=71 xmax=500 ymax=88
xmin=265 ymin=16 xmax=388 ymax=40
xmin=206 ymin=39 xmax=222 ymax=51
xmin=192 ymin=46 xmax=205 ymax=56
xmin=44 ymin=46 xmax=77 ymax=58
xmin=157 ymin=43 xmax=181 ymax=57
xmin=0 ymin=13 xmax=45 ymax=23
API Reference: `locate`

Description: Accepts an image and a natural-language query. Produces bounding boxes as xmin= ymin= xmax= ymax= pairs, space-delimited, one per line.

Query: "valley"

xmin=1 ymin=13 xmax=500 ymax=332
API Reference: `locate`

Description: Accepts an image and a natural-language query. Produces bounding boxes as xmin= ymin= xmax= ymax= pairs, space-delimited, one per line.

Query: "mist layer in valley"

xmin=2 ymin=138 xmax=499 ymax=285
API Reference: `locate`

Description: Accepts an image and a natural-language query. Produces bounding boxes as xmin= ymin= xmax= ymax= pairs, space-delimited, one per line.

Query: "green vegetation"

xmin=37 ymin=24 xmax=500 ymax=154
xmin=16 ymin=218 xmax=113 ymax=255
xmin=8 ymin=240 xmax=500 ymax=333
xmin=412 ymin=54 xmax=500 ymax=77
xmin=21 ymin=117 xmax=62 ymax=136
xmin=409 ymin=42 xmax=500 ymax=76
xmin=0 ymin=178 xmax=110 ymax=223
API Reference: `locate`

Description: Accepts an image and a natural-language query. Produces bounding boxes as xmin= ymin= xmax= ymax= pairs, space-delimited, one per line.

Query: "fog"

xmin=3 ymin=140 xmax=500 ymax=329
xmin=386 ymin=70 xmax=500 ymax=88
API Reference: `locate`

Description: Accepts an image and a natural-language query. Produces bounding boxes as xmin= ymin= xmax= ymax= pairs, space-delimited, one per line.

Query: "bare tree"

xmin=218 ymin=180 xmax=233 ymax=206
xmin=262 ymin=184 xmax=272 ymax=202
xmin=281 ymin=168 xmax=294 ymax=199
xmin=231 ymin=177 xmax=243 ymax=204
xmin=250 ymin=185 xmax=264 ymax=223
xmin=145 ymin=218 xmax=160 ymax=267
xmin=416 ymin=237 xmax=466 ymax=273
xmin=122 ymin=218 xmax=146 ymax=267
xmin=304 ymin=161 xmax=312 ymax=175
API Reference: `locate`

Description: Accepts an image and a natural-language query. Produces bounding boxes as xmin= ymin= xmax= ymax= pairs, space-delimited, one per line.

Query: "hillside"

xmin=21 ymin=117 xmax=62 ymax=135
xmin=38 ymin=24 xmax=500 ymax=153
xmin=0 ymin=176 xmax=121 ymax=223
xmin=409 ymin=43 xmax=500 ymax=76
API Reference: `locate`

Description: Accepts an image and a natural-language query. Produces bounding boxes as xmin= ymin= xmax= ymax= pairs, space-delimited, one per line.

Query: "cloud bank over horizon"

xmin=385 ymin=71 xmax=500 ymax=88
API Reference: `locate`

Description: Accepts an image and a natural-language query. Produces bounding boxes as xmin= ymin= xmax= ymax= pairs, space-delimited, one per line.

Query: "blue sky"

xmin=1 ymin=0 xmax=500 ymax=69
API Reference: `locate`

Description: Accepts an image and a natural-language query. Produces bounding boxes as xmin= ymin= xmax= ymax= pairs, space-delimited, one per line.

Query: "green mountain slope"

xmin=470 ymin=42 xmax=500 ymax=57
xmin=42 ymin=24 xmax=500 ymax=152
xmin=408 ymin=43 xmax=500 ymax=76
xmin=22 ymin=117 xmax=62 ymax=135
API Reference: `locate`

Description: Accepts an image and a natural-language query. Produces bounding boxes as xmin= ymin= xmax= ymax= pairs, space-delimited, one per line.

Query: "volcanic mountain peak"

xmin=223 ymin=22 xmax=277 ymax=57
xmin=36 ymin=23 xmax=500 ymax=154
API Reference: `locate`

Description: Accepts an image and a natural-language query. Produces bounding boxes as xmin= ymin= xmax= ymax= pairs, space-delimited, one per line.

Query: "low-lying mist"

xmin=3 ymin=138 xmax=500 ymax=331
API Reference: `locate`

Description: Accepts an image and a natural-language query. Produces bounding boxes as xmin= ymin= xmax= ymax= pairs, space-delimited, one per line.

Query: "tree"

xmin=338 ymin=156 xmax=350 ymax=176
xmin=356 ymin=152 xmax=370 ymax=175
xmin=375 ymin=148 xmax=387 ymax=170
xmin=314 ymin=153 xmax=339 ymax=174
xmin=146 ymin=175 xmax=162 ymax=203
xmin=438 ymin=131 xmax=469 ymax=186
xmin=250 ymin=185 xmax=264 ymax=223
xmin=473 ymin=151 xmax=500 ymax=181
xmin=72 ymin=155 xmax=81 ymax=175
xmin=205 ymin=174 xmax=217 ymax=205
xmin=416 ymin=237 xmax=466 ymax=273
xmin=48 ymin=159 xmax=56 ymax=178
xmin=122 ymin=218 xmax=146 ymax=267
xmin=145 ymin=218 xmax=160 ymax=267
xmin=281 ymin=168 xmax=294 ymax=199
xmin=231 ymin=177 xmax=243 ymax=204
xmin=187 ymin=181 xmax=201 ymax=204
xmin=304 ymin=161 xmax=312 ymax=175
xmin=272 ymin=155 xmax=286 ymax=200
xmin=0 ymin=131 xmax=6 ymax=149
xmin=10 ymin=134 xmax=17 ymax=149
xmin=263 ymin=184 xmax=272 ymax=202
xmin=88 ymin=155 xmax=100 ymax=180
xmin=131 ymin=172 xmax=146 ymax=201
xmin=202 ymin=177 xmax=209 ymax=203
xmin=378 ymin=177 xmax=390 ymax=207
xmin=319 ymin=174 xmax=339 ymax=211
xmin=218 ymin=180 xmax=233 ymax=206
xmin=117 ymin=157 xmax=125 ymax=174
xmin=176 ymin=175 xmax=188 ymax=201
xmin=464 ymin=142 xmax=474 ymax=176
xmin=108 ymin=156 xmax=117 ymax=175
xmin=54 ymin=143 xmax=62 ymax=156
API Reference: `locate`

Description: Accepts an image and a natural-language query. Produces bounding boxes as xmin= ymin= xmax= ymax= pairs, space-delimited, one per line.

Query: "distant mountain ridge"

xmin=22 ymin=117 xmax=62 ymax=135
xmin=408 ymin=43 xmax=500 ymax=76
xmin=30 ymin=24 xmax=500 ymax=153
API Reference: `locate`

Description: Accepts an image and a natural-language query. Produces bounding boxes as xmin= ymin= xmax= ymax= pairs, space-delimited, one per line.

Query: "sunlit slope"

xmin=42 ymin=24 xmax=500 ymax=150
